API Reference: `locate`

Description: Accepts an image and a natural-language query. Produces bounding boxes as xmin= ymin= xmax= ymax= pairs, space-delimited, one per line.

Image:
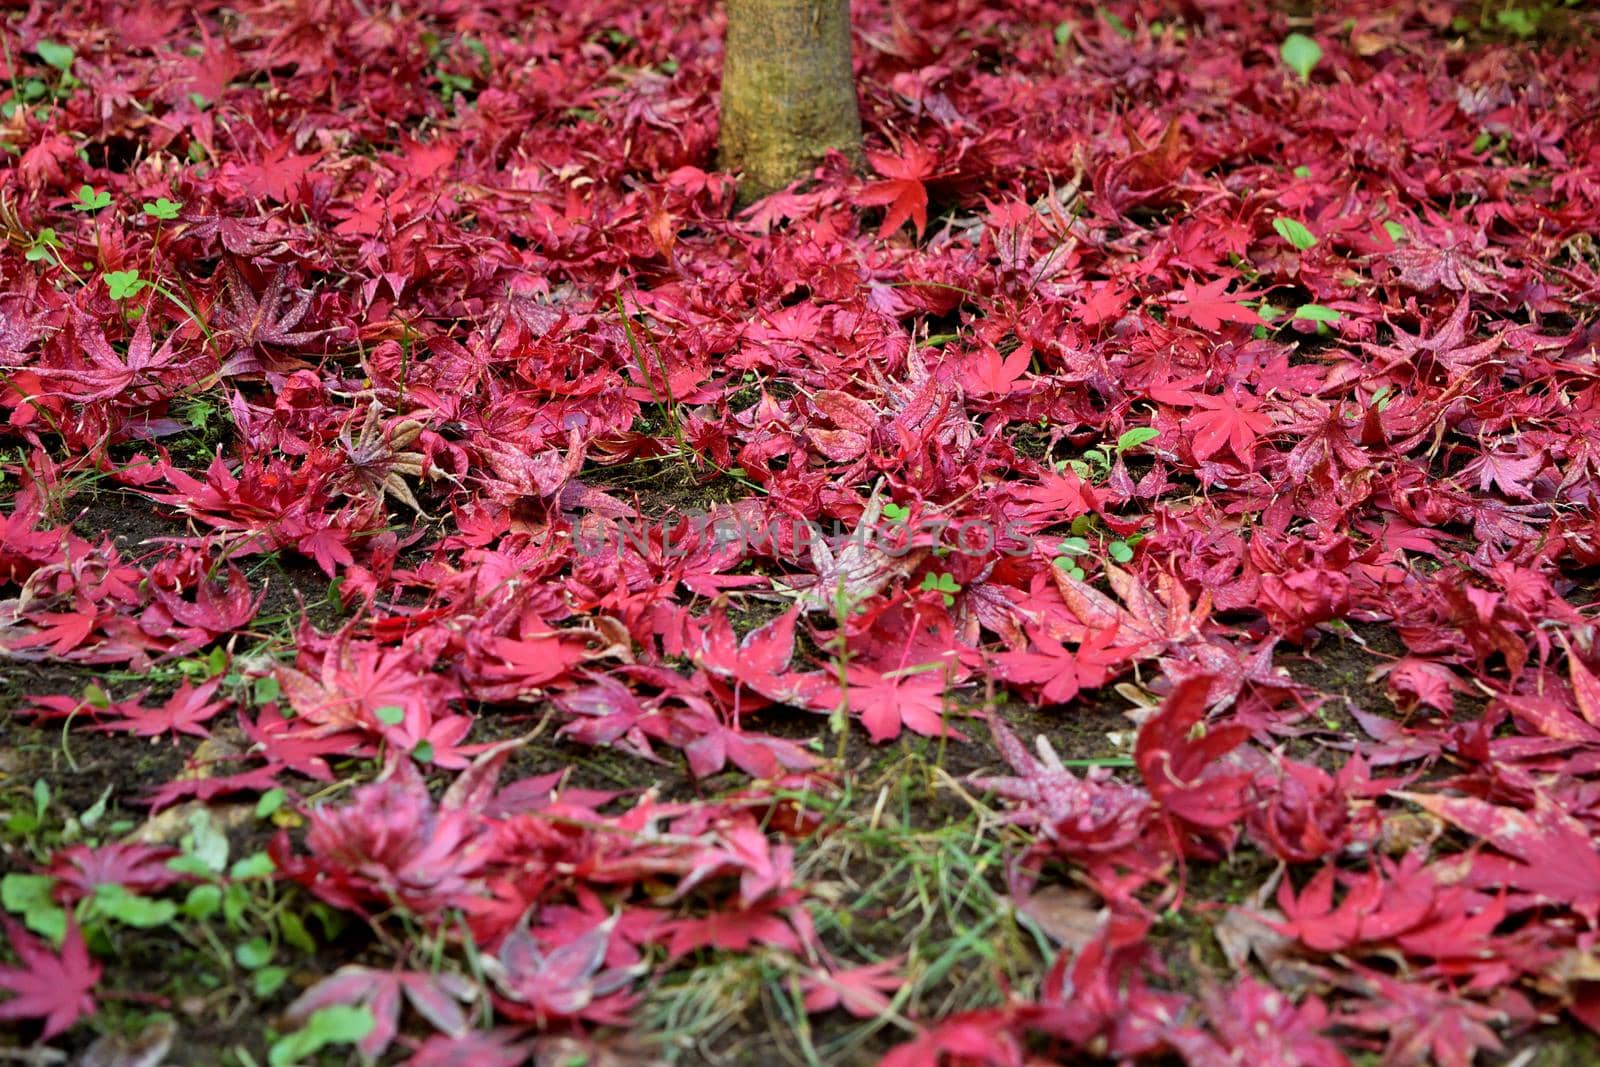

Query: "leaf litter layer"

xmin=2 ymin=0 xmax=1600 ymax=1064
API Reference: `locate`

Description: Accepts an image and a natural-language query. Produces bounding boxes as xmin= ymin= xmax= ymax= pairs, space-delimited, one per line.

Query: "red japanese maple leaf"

xmin=1572 ymin=652 xmax=1600 ymax=729
xmin=1079 ymin=280 xmax=1133 ymax=326
xmin=144 ymin=566 xmax=263 ymax=648
xmin=331 ymin=180 xmax=389 ymax=237
xmin=29 ymin=317 xmax=187 ymax=402
xmin=46 ymin=842 xmax=183 ymax=900
xmin=1360 ymin=297 xmax=1502 ymax=374
xmin=6 ymin=608 xmax=100 ymax=657
xmin=287 ymin=965 xmax=475 ymax=1059
xmin=283 ymin=762 xmax=493 ymax=914
xmin=145 ymin=767 xmax=284 ymax=814
xmin=276 ymin=642 xmax=456 ymax=737
xmin=1054 ymin=565 xmax=1211 ymax=656
xmin=1273 ymin=856 xmax=1437 ymax=953
xmin=660 ymin=893 xmax=814 ymax=959
xmin=407 ymin=1030 xmax=532 ymax=1067
xmin=0 ymin=919 xmax=100 ymax=1040
xmin=1183 ymin=392 xmax=1275 ymax=463
xmin=479 ymin=629 xmax=594 ymax=690
xmin=1021 ymin=469 xmax=1096 ymax=521
xmin=859 ymin=140 xmax=938 ymax=239
xmin=695 ymin=607 xmax=801 ymax=704
xmin=1167 ymin=979 xmax=1348 ymax=1067
xmin=488 ymin=916 xmax=637 ymax=1027
xmin=1394 ymin=789 xmax=1600 ymax=921
xmin=881 ymin=1010 xmax=1024 ymax=1067
xmin=1167 ymin=278 xmax=1262 ymax=332
xmin=1134 ymin=675 xmax=1250 ymax=832
xmin=991 ymin=628 xmax=1086 ymax=705
xmin=233 ymin=136 xmax=319 ymax=202
xmin=392 ymin=136 xmax=458 ymax=187
xmin=1338 ymin=969 xmax=1504 ymax=1067
xmin=1386 ymin=214 xmax=1496 ymax=295
xmin=960 ymin=343 xmax=1031 ymax=396
xmin=297 ymin=527 xmax=356 ymax=576
xmin=832 ymin=665 xmax=960 ymax=743
xmin=1460 ymin=447 xmax=1543 ymax=499
xmin=990 ymin=624 xmax=1135 ymax=706
xmin=1246 ymin=755 xmax=1380 ymax=864
xmin=679 ymin=710 xmax=820 ymax=780
xmin=211 ymin=262 xmax=333 ymax=372
xmin=1374 ymin=658 xmax=1464 ymax=714
xmin=241 ymin=704 xmax=363 ymax=780
xmin=973 ymin=717 xmax=1150 ymax=862
xmin=800 ymin=959 xmax=906 ymax=1018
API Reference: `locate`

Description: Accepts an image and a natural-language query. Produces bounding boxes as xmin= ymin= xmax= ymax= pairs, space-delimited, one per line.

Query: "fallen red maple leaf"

xmin=1134 ymin=675 xmax=1251 ymax=834
xmin=858 ymin=140 xmax=938 ymax=239
xmin=1167 ymin=978 xmax=1349 ymax=1067
xmin=0 ymin=919 xmax=100 ymax=1040
xmin=1393 ymin=789 xmax=1600 ymax=922
xmin=960 ymin=342 xmax=1031 ymax=396
xmin=487 ymin=914 xmax=638 ymax=1027
xmin=1273 ymin=855 xmax=1436 ymax=954
xmin=46 ymin=842 xmax=184 ymax=900
xmin=880 ymin=1009 xmax=1024 ymax=1067
xmin=800 ymin=959 xmax=906 ymax=1018
xmin=1184 ymin=392 xmax=1276 ymax=464
xmin=89 ymin=678 xmax=230 ymax=739
xmin=1167 ymin=278 xmax=1262 ymax=332
xmin=834 ymin=665 xmax=961 ymax=744
xmin=1338 ymin=968 xmax=1504 ymax=1067
xmin=286 ymin=965 xmax=475 ymax=1059
xmin=230 ymin=135 xmax=319 ymax=202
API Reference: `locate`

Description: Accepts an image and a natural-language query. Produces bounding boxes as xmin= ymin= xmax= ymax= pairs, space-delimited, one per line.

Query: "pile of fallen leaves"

xmin=2 ymin=0 xmax=1599 ymax=1063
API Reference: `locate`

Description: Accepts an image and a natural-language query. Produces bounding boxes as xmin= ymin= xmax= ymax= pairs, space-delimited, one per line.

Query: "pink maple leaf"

xmin=1168 ymin=278 xmax=1262 ymax=332
xmin=801 ymin=959 xmax=906 ymax=1018
xmin=1184 ymin=392 xmax=1275 ymax=463
xmin=90 ymin=679 xmax=229 ymax=739
xmin=1134 ymin=676 xmax=1250 ymax=833
xmin=859 ymin=140 xmax=938 ymax=239
xmin=0 ymin=919 xmax=100 ymax=1040
xmin=1394 ymin=789 xmax=1600 ymax=921
xmin=835 ymin=665 xmax=961 ymax=744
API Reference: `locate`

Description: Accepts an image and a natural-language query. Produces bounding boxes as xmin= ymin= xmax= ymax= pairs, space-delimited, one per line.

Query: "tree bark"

xmin=719 ymin=0 xmax=862 ymax=202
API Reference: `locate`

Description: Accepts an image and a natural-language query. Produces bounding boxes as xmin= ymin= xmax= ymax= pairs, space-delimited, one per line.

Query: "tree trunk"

xmin=719 ymin=0 xmax=862 ymax=201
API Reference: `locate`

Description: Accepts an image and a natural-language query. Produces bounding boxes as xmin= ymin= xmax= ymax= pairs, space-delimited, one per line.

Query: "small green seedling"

xmin=268 ymin=1005 xmax=376 ymax=1067
xmin=34 ymin=41 xmax=74 ymax=75
xmin=1064 ymin=427 xmax=1159 ymax=480
xmin=919 ymin=572 xmax=960 ymax=606
xmin=1494 ymin=7 xmax=1538 ymax=37
xmin=1272 ymin=217 xmax=1317 ymax=251
xmin=1294 ymin=304 xmax=1341 ymax=324
xmin=24 ymin=228 xmax=62 ymax=264
xmin=1053 ymin=529 xmax=1140 ymax=575
xmin=91 ymin=884 xmax=178 ymax=929
xmin=2 ymin=872 xmax=66 ymax=941
xmin=72 ymin=184 xmax=111 ymax=212
xmin=104 ymin=269 xmax=145 ymax=300
xmin=143 ymin=197 xmax=182 ymax=220
xmin=1053 ymin=536 xmax=1091 ymax=580
xmin=255 ymin=789 xmax=286 ymax=819
xmin=1280 ymin=33 xmax=1322 ymax=81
